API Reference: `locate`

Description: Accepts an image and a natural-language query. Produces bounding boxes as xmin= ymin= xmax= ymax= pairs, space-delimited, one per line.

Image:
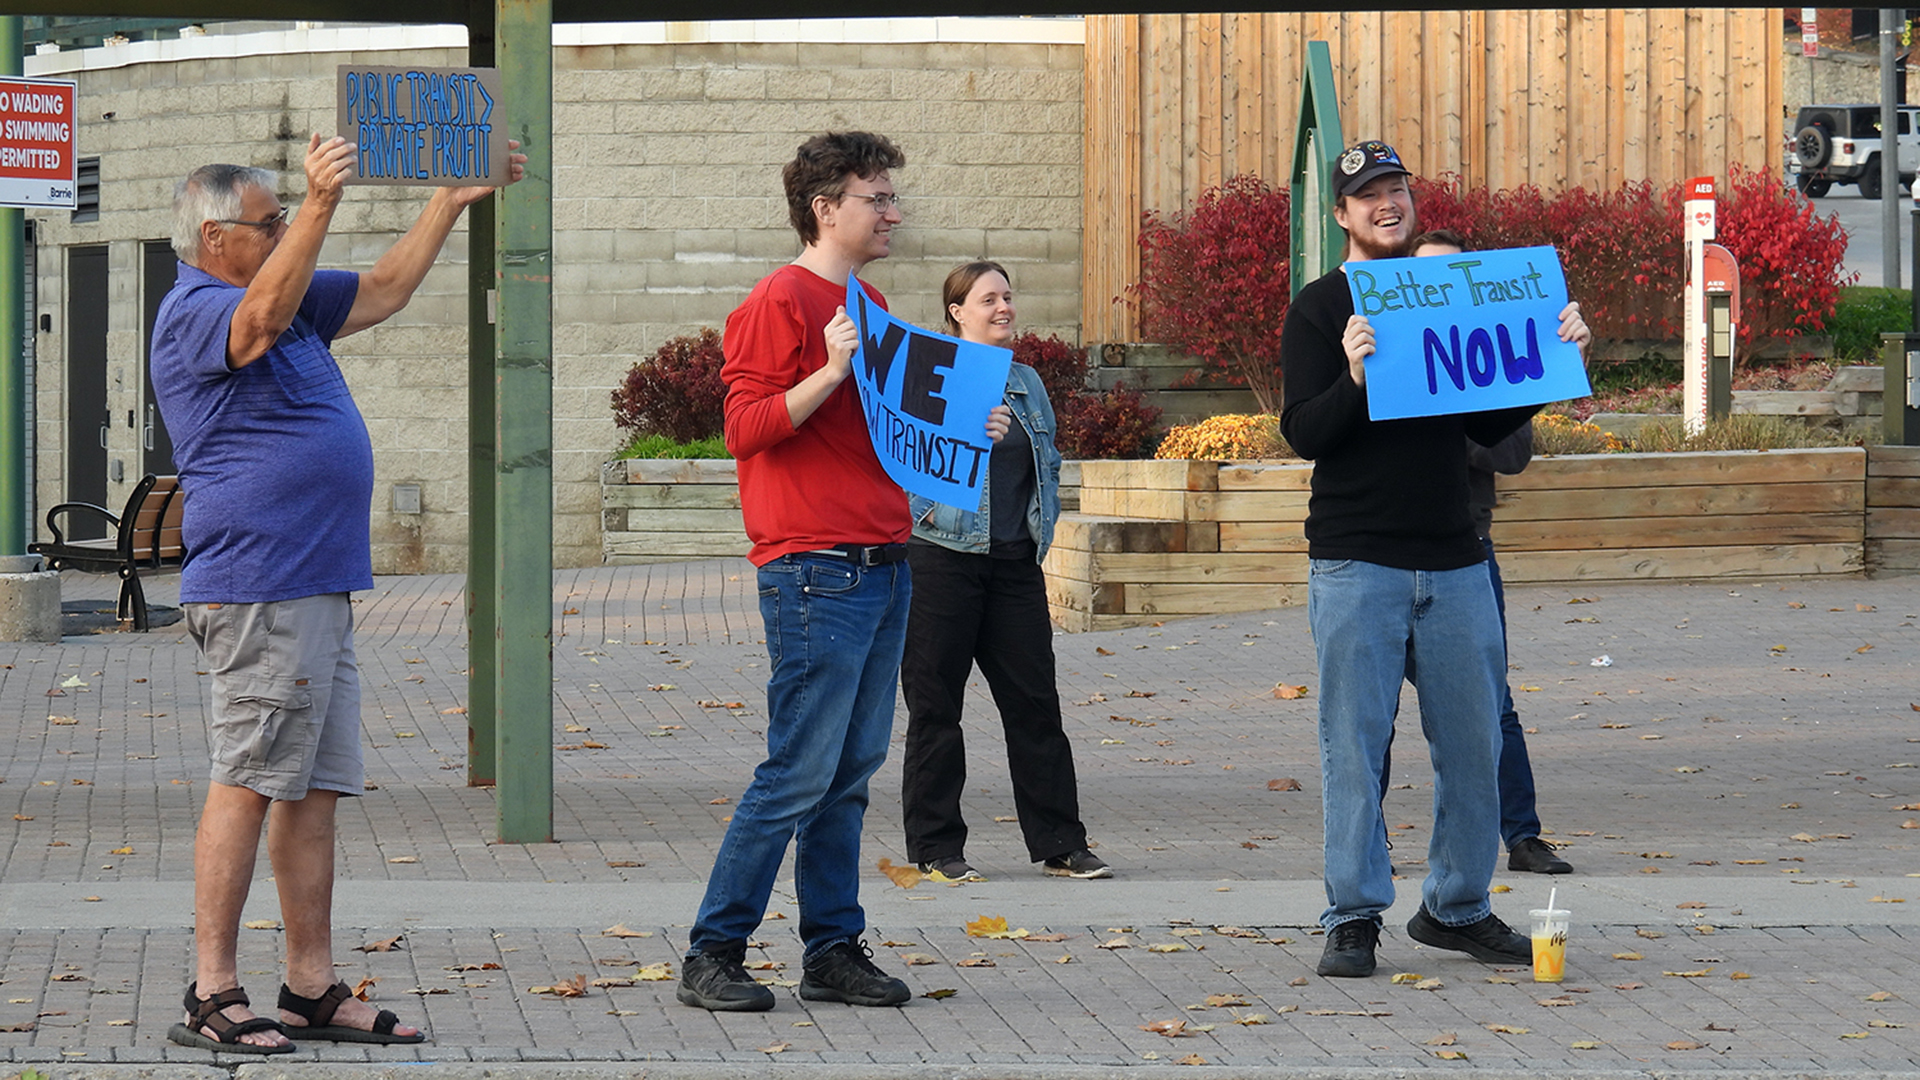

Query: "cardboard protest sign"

xmin=1347 ymin=245 xmax=1592 ymax=421
xmin=845 ymin=273 xmax=1012 ymax=509
xmin=337 ymin=65 xmax=506 ymax=186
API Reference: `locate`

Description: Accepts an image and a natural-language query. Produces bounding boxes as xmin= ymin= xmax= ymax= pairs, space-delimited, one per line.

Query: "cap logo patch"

xmin=1339 ymin=148 xmax=1366 ymax=175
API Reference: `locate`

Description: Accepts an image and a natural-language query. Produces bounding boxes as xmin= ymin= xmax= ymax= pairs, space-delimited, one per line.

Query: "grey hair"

xmin=171 ymin=164 xmax=275 ymax=267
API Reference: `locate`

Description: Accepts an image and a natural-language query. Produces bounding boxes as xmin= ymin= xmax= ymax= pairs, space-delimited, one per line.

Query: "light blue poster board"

xmin=1347 ymin=245 xmax=1592 ymax=421
xmin=846 ymin=274 xmax=1012 ymax=508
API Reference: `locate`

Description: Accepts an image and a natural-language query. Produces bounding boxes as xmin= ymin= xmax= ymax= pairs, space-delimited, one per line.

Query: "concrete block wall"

xmin=26 ymin=19 xmax=1085 ymax=573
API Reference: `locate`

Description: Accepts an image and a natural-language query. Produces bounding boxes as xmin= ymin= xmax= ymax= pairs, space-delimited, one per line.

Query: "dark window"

xmin=71 ymin=156 xmax=99 ymax=223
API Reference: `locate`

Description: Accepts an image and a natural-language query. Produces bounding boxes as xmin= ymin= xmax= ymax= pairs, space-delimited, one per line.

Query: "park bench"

xmin=29 ymin=473 xmax=186 ymax=631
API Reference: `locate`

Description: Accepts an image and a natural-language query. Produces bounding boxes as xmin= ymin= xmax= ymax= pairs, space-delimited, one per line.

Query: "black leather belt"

xmin=810 ymin=543 xmax=908 ymax=566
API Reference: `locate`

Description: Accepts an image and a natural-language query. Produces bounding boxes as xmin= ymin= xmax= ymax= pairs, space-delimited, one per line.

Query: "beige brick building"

xmin=25 ymin=18 xmax=1085 ymax=572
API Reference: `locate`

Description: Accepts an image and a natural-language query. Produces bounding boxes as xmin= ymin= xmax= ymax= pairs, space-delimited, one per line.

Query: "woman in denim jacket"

xmin=899 ymin=261 xmax=1111 ymax=882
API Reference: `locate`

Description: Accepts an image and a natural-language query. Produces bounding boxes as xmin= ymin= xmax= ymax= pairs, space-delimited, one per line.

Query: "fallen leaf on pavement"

xmin=526 ymin=975 xmax=588 ymax=997
xmin=1147 ymin=943 xmax=1187 ymax=953
xmin=922 ymin=988 xmax=958 ymax=999
xmin=1175 ymin=1053 xmax=1208 ymax=1065
xmin=1273 ymin=684 xmax=1308 ymax=700
xmin=602 ymin=924 xmax=651 ymax=938
xmin=354 ymin=935 xmax=404 ymax=953
xmin=1485 ymin=1023 xmax=1528 ymax=1034
xmin=1664 ymin=970 xmax=1712 ymax=978
xmin=898 ymin=953 xmax=939 ymax=966
xmin=636 ymin=963 xmax=673 ymax=981
xmin=1571 ymin=1040 xmax=1601 ymax=1049
xmin=1204 ymin=994 xmax=1248 ymax=1007
xmin=1432 ymin=1050 xmax=1468 ymax=1060
xmin=1424 ymin=1032 xmax=1457 ymax=1046
xmin=957 ymin=957 xmax=995 ymax=968
xmin=965 ymin=914 xmax=1028 ymax=939
xmin=1140 ymin=1019 xmax=1190 ymax=1037
xmin=1667 ymin=1040 xmax=1705 ymax=1050
xmin=243 ymin=920 xmax=281 ymax=931
xmin=1267 ymin=778 xmax=1302 ymax=791
xmin=759 ymin=1042 xmax=789 ymax=1053
xmin=877 ymin=858 xmax=923 ymax=889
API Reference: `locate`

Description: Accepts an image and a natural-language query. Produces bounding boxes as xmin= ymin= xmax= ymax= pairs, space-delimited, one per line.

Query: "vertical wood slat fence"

xmin=1083 ymin=9 xmax=1784 ymax=343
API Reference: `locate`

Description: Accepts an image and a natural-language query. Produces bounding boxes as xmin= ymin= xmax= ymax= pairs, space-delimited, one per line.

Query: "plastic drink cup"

xmin=1531 ymin=908 xmax=1569 ymax=983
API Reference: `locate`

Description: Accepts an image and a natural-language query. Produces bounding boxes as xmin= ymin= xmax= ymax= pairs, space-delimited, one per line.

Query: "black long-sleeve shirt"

xmin=1278 ymin=268 xmax=1536 ymax=571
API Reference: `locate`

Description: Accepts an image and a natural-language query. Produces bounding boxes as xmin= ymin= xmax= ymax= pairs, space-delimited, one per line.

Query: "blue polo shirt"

xmin=149 ymin=263 xmax=375 ymax=604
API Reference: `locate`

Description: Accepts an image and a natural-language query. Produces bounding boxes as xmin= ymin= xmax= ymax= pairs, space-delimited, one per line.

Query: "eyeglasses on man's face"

xmin=842 ymin=192 xmax=901 ymax=213
xmin=216 ymin=207 xmax=289 ymax=231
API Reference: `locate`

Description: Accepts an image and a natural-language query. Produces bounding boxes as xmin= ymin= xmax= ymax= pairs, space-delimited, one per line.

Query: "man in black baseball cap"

xmin=1278 ymin=140 xmax=1590 ymax=979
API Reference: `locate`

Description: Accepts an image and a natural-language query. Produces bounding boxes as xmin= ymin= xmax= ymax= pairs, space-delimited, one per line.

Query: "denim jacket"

xmin=908 ymin=362 xmax=1062 ymax=563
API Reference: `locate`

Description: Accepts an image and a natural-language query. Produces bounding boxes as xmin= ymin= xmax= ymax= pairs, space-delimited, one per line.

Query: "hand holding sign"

xmin=1347 ymin=245 xmax=1592 ymax=421
xmin=304 ymin=134 xmax=357 ymax=210
xmin=845 ymin=273 xmax=1012 ymax=508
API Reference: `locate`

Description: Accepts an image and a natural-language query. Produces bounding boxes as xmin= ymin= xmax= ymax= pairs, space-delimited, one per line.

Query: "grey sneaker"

xmin=799 ymin=939 xmax=910 ymax=1007
xmin=1043 ymin=848 xmax=1113 ymax=879
xmin=915 ymin=855 xmax=983 ymax=882
xmin=676 ymin=945 xmax=775 ymax=1012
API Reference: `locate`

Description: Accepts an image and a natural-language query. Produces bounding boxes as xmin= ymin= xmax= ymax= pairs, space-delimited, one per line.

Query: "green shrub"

xmin=1621 ymin=414 xmax=1860 ymax=452
xmin=1827 ymin=286 xmax=1912 ymax=362
xmin=612 ymin=329 xmax=727 ymax=443
xmin=614 ymin=433 xmax=731 ymax=460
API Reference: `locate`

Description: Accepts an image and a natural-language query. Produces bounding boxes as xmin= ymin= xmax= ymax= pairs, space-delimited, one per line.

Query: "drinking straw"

xmin=1548 ymin=886 xmax=1558 ymax=913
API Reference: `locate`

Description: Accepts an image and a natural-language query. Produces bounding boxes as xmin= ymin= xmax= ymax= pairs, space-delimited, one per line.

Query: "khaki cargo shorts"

xmin=184 ymin=593 xmax=364 ymax=801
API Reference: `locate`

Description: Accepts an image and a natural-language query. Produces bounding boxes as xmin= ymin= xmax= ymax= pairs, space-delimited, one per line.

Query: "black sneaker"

xmin=1315 ymin=918 xmax=1380 ymax=977
xmin=1406 ymin=905 xmax=1531 ymax=964
xmin=1508 ymin=836 xmax=1574 ymax=874
xmin=676 ymin=944 xmax=775 ymax=1011
xmin=1042 ymin=848 xmax=1113 ymax=879
xmin=799 ymin=939 xmax=910 ymax=1007
xmin=915 ymin=855 xmax=984 ymax=882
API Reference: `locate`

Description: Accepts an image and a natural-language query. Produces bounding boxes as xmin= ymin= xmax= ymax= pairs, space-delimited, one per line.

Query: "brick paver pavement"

xmin=1 ymin=563 xmax=1919 ymax=1074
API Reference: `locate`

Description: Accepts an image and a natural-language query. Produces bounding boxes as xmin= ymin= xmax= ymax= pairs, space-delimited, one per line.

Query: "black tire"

xmin=1795 ymin=123 xmax=1833 ymax=168
xmin=1861 ymin=157 xmax=1884 ymax=199
xmin=1796 ymin=173 xmax=1833 ymax=197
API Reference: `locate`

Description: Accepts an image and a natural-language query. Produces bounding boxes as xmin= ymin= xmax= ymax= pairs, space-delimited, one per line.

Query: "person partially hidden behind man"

xmin=1278 ymin=141 xmax=1589 ymax=979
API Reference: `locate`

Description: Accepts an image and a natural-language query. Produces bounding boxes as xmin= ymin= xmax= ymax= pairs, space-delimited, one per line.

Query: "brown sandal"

xmin=277 ymin=980 xmax=425 ymax=1044
xmin=166 ymin=981 xmax=294 ymax=1054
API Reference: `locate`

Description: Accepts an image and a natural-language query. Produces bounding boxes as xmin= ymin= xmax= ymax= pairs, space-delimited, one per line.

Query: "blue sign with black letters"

xmin=1347 ymin=245 xmax=1592 ymax=421
xmin=846 ymin=273 xmax=1012 ymax=509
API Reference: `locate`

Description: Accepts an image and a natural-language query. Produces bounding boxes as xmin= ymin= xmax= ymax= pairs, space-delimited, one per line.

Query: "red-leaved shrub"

xmin=1011 ymin=331 xmax=1163 ymax=458
xmin=1132 ymin=175 xmax=1292 ymax=412
xmin=1054 ymin=383 xmax=1163 ymax=459
xmin=1011 ymin=331 xmax=1092 ymax=405
xmin=1411 ymin=167 xmax=1849 ymax=365
xmin=612 ymin=328 xmax=727 ymax=443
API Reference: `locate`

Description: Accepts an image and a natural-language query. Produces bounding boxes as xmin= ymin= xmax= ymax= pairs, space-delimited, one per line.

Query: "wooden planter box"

xmin=601 ymin=459 xmax=1084 ymax=564
xmin=602 ymin=459 xmax=749 ymax=564
xmin=1047 ymin=447 xmax=1918 ymax=633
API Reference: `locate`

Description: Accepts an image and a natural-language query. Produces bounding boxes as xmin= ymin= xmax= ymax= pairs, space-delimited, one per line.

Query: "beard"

xmin=1347 ymin=219 xmax=1415 ymax=261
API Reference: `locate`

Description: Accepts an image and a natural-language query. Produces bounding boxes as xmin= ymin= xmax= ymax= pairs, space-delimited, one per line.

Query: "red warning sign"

xmin=0 ymin=77 xmax=77 ymax=208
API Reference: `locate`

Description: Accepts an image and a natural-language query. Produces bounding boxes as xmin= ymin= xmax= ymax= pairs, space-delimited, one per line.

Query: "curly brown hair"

xmin=782 ymin=131 xmax=906 ymax=245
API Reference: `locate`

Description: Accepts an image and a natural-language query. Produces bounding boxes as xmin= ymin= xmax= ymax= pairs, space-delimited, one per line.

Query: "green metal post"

xmin=465 ymin=1 xmax=498 ymax=788
xmin=1288 ymin=40 xmax=1343 ymax=300
xmin=0 ymin=17 xmax=21 ymax=554
xmin=492 ymin=0 xmax=553 ymax=843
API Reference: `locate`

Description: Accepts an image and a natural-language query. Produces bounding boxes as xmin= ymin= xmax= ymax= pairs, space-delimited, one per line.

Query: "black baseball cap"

xmin=1335 ymin=140 xmax=1410 ymax=198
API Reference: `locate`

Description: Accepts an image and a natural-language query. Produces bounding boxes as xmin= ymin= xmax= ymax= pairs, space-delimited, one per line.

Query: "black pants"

xmin=899 ymin=542 xmax=1087 ymax=863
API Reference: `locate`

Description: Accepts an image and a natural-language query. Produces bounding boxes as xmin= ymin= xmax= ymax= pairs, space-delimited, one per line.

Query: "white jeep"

xmin=1790 ymin=103 xmax=1920 ymax=199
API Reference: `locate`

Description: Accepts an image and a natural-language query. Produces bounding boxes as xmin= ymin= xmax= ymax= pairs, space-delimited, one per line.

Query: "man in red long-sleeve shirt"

xmin=675 ymin=131 xmax=917 ymax=1013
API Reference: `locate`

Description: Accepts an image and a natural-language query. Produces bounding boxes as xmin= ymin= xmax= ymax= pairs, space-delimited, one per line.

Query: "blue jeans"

xmin=1385 ymin=538 xmax=1543 ymax=847
xmin=1309 ymin=557 xmax=1503 ymax=930
xmin=687 ymin=553 xmax=910 ymax=962
xmin=1483 ymin=541 xmax=1542 ymax=846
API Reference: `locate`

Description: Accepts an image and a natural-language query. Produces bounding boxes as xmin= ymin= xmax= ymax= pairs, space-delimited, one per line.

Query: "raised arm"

xmin=226 ymin=134 xmax=352 ymax=368
xmin=337 ymin=141 xmax=527 ymax=338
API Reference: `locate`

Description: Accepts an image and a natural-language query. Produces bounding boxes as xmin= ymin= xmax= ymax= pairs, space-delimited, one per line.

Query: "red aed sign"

xmin=0 ymin=77 xmax=77 ymax=209
xmin=1686 ymin=177 xmax=1715 ymax=201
